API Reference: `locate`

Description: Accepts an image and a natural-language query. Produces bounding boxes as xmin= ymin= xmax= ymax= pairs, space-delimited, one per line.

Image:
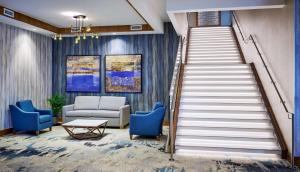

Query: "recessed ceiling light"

xmin=112 ymin=33 xmax=116 ymax=35
xmin=61 ymin=11 xmax=83 ymax=17
xmin=32 ymin=28 xmax=37 ymax=31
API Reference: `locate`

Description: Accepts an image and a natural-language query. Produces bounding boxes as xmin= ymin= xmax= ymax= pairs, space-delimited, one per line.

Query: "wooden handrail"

xmin=168 ymin=36 xmax=184 ymax=160
xmin=169 ymin=26 xmax=191 ymax=161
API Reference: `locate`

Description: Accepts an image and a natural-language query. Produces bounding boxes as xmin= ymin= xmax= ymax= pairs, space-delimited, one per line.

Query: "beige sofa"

xmin=62 ymin=96 xmax=130 ymax=128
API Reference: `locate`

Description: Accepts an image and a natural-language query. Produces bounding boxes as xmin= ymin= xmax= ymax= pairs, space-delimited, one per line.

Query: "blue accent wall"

xmin=295 ymin=0 xmax=300 ymax=157
xmin=52 ymin=23 xmax=179 ymax=117
xmin=221 ymin=11 xmax=232 ymax=26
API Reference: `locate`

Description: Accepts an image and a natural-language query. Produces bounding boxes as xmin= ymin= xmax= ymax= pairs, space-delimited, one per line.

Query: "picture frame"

xmin=105 ymin=54 xmax=142 ymax=93
xmin=65 ymin=55 xmax=101 ymax=93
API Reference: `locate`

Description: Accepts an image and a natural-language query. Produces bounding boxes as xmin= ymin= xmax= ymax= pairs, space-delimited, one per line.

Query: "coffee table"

xmin=62 ymin=119 xmax=108 ymax=140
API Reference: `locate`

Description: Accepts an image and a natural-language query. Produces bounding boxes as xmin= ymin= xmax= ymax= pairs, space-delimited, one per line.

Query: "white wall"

xmin=168 ymin=13 xmax=188 ymax=36
xmin=233 ymin=0 xmax=294 ymax=153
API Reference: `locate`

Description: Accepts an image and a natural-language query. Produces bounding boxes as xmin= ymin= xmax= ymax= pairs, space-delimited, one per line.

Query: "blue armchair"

xmin=9 ymin=100 xmax=53 ymax=135
xmin=129 ymin=102 xmax=165 ymax=139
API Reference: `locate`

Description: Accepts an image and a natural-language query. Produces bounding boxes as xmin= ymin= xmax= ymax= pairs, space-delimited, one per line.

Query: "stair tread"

xmin=175 ymin=149 xmax=281 ymax=159
xmin=176 ymin=129 xmax=275 ymax=138
xmin=177 ymin=120 xmax=272 ymax=129
xmin=183 ymin=81 xmax=257 ymax=85
xmin=182 ymin=87 xmax=258 ymax=91
xmin=180 ymin=104 xmax=265 ymax=111
xmin=175 ymin=138 xmax=280 ymax=150
xmin=180 ymin=96 xmax=262 ymax=102
xmin=178 ymin=113 xmax=269 ymax=120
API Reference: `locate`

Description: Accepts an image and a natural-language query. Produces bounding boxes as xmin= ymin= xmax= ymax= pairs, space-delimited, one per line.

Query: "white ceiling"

xmin=167 ymin=0 xmax=285 ymax=13
xmin=0 ymin=0 xmax=154 ymax=27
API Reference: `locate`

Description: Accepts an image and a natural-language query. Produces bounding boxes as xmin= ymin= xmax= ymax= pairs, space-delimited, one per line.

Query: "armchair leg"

xmin=13 ymin=130 xmax=16 ymax=135
xmin=49 ymin=127 xmax=52 ymax=131
xmin=36 ymin=131 xmax=39 ymax=135
xmin=130 ymin=135 xmax=133 ymax=140
xmin=156 ymin=136 xmax=161 ymax=141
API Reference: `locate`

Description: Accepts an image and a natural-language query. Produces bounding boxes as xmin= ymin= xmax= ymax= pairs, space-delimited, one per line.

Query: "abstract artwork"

xmin=105 ymin=54 xmax=142 ymax=93
xmin=66 ymin=55 xmax=100 ymax=92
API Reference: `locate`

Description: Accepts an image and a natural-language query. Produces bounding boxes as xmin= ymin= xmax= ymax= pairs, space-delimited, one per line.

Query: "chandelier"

xmin=54 ymin=15 xmax=100 ymax=44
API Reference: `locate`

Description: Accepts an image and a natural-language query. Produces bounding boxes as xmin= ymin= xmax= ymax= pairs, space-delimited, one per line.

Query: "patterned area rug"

xmin=0 ymin=126 xmax=294 ymax=172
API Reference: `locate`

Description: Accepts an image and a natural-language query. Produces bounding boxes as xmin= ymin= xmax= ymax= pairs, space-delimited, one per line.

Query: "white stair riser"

xmin=180 ymin=105 xmax=265 ymax=111
xmin=175 ymin=149 xmax=281 ymax=159
xmin=188 ymin=60 xmax=242 ymax=63
xmin=184 ymin=71 xmax=253 ymax=75
xmin=190 ymin=38 xmax=234 ymax=41
xmin=177 ymin=121 xmax=272 ymax=129
xmin=189 ymin=45 xmax=237 ymax=48
xmin=185 ymin=65 xmax=250 ymax=68
xmin=184 ymin=68 xmax=251 ymax=71
xmin=190 ymin=42 xmax=237 ymax=45
xmin=188 ymin=50 xmax=239 ymax=54
xmin=188 ymin=58 xmax=242 ymax=62
xmin=184 ymin=75 xmax=254 ymax=79
xmin=180 ymin=97 xmax=262 ymax=104
xmin=190 ymin=41 xmax=236 ymax=45
xmin=175 ymin=138 xmax=279 ymax=150
xmin=182 ymin=88 xmax=258 ymax=92
xmin=183 ymin=80 xmax=256 ymax=86
xmin=178 ymin=113 xmax=268 ymax=120
xmin=188 ymin=61 xmax=242 ymax=65
xmin=191 ymin=31 xmax=232 ymax=34
xmin=188 ymin=51 xmax=239 ymax=54
xmin=176 ymin=129 xmax=274 ymax=138
xmin=181 ymin=92 xmax=261 ymax=97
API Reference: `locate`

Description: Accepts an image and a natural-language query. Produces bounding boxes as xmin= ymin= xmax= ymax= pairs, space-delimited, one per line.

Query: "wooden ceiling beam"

xmin=58 ymin=24 xmax=153 ymax=34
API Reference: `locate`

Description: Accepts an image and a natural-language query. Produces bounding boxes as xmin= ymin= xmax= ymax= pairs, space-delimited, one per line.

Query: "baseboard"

xmin=0 ymin=128 xmax=13 ymax=136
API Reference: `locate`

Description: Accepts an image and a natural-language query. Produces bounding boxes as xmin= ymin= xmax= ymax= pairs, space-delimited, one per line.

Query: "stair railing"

xmin=167 ymin=35 xmax=184 ymax=160
xmin=232 ymin=11 xmax=295 ymax=168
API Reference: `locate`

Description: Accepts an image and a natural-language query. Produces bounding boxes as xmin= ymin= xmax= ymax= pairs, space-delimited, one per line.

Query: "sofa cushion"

xmin=74 ymin=96 xmax=100 ymax=110
xmin=39 ymin=115 xmax=51 ymax=123
xmin=17 ymin=100 xmax=35 ymax=112
xmin=90 ymin=110 xmax=120 ymax=118
xmin=66 ymin=110 xmax=119 ymax=118
xmin=66 ymin=110 xmax=94 ymax=117
xmin=99 ymin=96 xmax=126 ymax=110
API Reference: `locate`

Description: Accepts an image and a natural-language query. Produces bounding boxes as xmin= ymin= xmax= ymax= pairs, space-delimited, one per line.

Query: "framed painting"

xmin=105 ymin=54 xmax=142 ymax=93
xmin=66 ymin=55 xmax=100 ymax=92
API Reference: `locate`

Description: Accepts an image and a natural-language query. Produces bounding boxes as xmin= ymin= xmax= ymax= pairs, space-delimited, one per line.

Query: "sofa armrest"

xmin=9 ymin=105 xmax=39 ymax=130
xmin=34 ymin=108 xmax=53 ymax=116
xmin=62 ymin=104 xmax=75 ymax=122
xmin=119 ymin=105 xmax=130 ymax=128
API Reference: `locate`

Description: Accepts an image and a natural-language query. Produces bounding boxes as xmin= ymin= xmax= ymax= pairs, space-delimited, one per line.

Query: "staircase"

xmin=175 ymin=27 xmax=282 ymax=159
